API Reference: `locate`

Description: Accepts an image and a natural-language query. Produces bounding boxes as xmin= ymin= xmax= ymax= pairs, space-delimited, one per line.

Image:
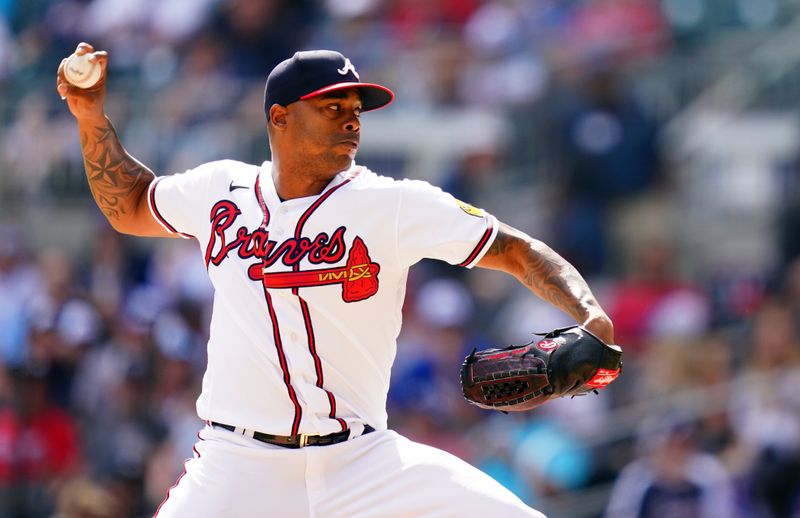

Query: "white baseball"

xmin=64 ymin=52 xmax=102 ymax=89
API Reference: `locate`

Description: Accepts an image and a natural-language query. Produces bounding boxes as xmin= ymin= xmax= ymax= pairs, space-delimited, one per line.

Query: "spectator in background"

xmin=555 ymin=66 xmax=661 ymax=275
xmin=729 ymin=299 xmax=800 ymax=518
xmin=71 ymin=287 xmax=159 ymax=421
xmin=0 ymin=365 xmax=20 ymax=517
xmin=14 ymin=369 xmax=82 ymax=518
xmin=207 ymin=0 xmax=318 ymax=78
xmin=459 ymin=0 xmax=549 ymax=108
xmin=26 ymin=249 xmax=103 ymax=410
xmin=606 ymin=413 xmax=737 ymax=518
xmin=606 ymin=239 xmax=709 ymax=354
xmin=637 ymin=334 xmax=738 ymax=457
xmin=82 ymin=366 xmax=166 ymax=518
xmin=0 ymin=225 xmax=40 ymax=369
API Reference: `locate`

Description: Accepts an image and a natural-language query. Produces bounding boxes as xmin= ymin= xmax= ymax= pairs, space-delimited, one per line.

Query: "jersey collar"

xmin=258 ymin=161 xmax=358 ymax=209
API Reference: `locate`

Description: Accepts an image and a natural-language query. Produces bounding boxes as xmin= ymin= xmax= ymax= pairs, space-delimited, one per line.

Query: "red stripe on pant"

xmin=153 ymin=432 xmax=203 ymax=517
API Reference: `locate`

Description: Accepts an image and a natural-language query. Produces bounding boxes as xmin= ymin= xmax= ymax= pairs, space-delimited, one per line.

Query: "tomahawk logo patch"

xmin=251 ymin=236 xmax=381 ymax=303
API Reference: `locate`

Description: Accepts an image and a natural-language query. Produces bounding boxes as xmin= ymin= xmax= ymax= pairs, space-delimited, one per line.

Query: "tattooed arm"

xmin=57 ymin=43 xmax=172 ymax=238
xmin=476 ymin=222 xmax=614 ymax=344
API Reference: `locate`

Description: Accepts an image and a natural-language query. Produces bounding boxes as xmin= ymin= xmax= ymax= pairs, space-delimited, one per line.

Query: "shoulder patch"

xmin=456 ymin=199 xmax=486 ymax=218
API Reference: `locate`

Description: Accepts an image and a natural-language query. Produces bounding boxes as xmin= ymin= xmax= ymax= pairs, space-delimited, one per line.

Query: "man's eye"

xmin=329 ymin=105 xmax=339 ymax=111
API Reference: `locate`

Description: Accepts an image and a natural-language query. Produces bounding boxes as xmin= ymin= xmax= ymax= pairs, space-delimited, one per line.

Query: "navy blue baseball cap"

xmin=264 ymin=50 xmax=394 ymax=117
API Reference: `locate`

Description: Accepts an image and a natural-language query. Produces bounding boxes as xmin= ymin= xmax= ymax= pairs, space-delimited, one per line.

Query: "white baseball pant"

xmin=154 ymin=424 xmax=545 ymax=517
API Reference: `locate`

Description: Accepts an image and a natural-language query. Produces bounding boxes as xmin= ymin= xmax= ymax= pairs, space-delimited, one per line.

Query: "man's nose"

xmin=343 ymin=113 xmax=360 ymax=133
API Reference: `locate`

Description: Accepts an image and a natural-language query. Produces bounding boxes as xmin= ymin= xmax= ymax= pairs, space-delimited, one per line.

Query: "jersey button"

xmin=290 ymin=332 xmax=299 ymax=341
xmin=279 ymin=207 xmax=288 ymax=214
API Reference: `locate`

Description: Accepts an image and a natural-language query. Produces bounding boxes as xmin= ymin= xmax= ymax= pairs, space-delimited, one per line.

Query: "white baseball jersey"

xmin=147 ymin=159 xmax=498 ymax=437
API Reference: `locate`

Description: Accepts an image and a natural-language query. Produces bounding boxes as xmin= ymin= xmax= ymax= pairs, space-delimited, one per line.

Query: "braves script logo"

xmin=337 ymin=58 xmax=360 ymax=79
xmin=206 ymin=200 xmax=379 ymax=302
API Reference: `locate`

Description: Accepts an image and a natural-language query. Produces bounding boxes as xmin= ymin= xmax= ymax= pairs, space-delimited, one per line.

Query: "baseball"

xmin=64 ymin=52 xmax=102 ymax=89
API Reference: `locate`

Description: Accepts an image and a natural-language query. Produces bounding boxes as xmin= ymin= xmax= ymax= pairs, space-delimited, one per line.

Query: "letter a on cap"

xmin=337 ymin=58 xmax=360 ymax=80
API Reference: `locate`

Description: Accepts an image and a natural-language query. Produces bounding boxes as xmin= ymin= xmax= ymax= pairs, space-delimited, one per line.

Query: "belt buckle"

xmin=298 ymin=433 xmax=319 ymax=448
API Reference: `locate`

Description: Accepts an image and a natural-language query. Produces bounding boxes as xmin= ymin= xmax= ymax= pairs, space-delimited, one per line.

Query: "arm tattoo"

xmin=486 ymin=225 xmax=597 ymax=323
xmin=521 ymin=240 xmax=594 ymax=323
xmin=484 ymin=230 xmax=513 ymax=257
xmin=79 ymin=117 xmax=154 ymax=222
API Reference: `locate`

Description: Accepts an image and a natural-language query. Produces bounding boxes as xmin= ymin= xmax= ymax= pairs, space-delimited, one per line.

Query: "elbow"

xmin=106 ymin=218 xmax=132 ymax=235
xmin=105 ymin=191 xmax=153 ymax=236
xmin=105 ymin=215 xmax=141 ymax=236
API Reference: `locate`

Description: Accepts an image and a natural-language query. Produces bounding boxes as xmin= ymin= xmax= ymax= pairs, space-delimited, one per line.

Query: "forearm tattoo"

xmin=486 ymin=228 xmax=595 ymax=322
xmin=79 ymin=117 xmax=153 ymax=222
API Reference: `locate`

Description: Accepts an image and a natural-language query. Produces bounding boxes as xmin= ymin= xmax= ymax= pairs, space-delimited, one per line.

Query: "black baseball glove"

xmin=460 ymin=326 xmax=622 ymax=412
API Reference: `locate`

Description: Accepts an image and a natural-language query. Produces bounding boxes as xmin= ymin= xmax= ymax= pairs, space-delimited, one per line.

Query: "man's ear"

xmin=269 ymin=104 xmax=288 ymax=131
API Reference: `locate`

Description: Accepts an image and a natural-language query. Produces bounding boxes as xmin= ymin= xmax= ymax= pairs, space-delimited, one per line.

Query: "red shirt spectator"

xmin=17 ymin=405 xmax=81 ymax=481
xmin=0 ymin=407 xmax=20 ymax=483
xmin=16 ymin=373 xmax=81 ymax=481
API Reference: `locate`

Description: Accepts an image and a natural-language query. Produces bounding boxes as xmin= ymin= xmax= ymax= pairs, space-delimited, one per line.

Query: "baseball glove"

xmin=460 ymin=326 xmax=622 ymax=412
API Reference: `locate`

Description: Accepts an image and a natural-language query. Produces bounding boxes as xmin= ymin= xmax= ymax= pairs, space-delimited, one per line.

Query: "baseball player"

xmin=57 ymin=43 xmax=614 ymax=518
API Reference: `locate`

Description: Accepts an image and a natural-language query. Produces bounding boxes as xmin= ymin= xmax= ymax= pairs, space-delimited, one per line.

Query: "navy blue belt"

xmin=211 ymin=421 xmax=374 ymax=448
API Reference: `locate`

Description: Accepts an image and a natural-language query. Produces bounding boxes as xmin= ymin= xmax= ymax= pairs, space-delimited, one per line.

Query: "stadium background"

xmin=1 ymin=0 xmax=800 ymax=516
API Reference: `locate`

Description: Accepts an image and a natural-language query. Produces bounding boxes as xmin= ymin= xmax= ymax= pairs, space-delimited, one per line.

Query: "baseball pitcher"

xmin=58 ymin=43 xmax=620 ymax=518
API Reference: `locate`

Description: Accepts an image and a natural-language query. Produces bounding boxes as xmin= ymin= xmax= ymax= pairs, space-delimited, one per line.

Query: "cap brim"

xmin=299 ymin=82 xmax=394 ymax=112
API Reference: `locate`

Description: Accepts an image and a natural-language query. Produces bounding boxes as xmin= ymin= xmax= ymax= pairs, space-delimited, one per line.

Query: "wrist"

xmin=582 ymin=312 xmax=614 ymax=344
xmin=76 ymin=113 xmax=108 ymax=126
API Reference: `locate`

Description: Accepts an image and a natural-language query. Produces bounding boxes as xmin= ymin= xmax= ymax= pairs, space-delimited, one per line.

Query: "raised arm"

xmin=56 ymin=43 xmax=173 ymax=238
xmin=477 ymin=222 xmax=614 ymax=344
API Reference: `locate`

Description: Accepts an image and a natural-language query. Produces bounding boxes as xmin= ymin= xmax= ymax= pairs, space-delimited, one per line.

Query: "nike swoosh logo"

xmin=229 ymin=181 xmax=249 ymax=192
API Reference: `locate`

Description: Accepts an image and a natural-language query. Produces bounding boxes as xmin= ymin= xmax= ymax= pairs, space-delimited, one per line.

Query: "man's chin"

xmin=334 ymin=150 xmax=357 ymax=167
xmin=319 ymin=154 xmax=354 ymax=176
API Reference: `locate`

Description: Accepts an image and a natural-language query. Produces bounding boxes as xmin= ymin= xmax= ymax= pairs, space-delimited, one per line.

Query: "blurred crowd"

xmin=1 ymin=0 xmax=800 ymax=517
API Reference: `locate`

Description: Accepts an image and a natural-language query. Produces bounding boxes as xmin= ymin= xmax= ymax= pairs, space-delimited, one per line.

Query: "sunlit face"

xmin=282 ymin=88 xmax=363 ymax=174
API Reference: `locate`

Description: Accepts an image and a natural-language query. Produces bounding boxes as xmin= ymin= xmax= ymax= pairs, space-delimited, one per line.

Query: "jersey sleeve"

xmin=396 ymin=179 xmax=498 ymax=268
xmin=147 ymin=161 xmax=221 ymax=239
